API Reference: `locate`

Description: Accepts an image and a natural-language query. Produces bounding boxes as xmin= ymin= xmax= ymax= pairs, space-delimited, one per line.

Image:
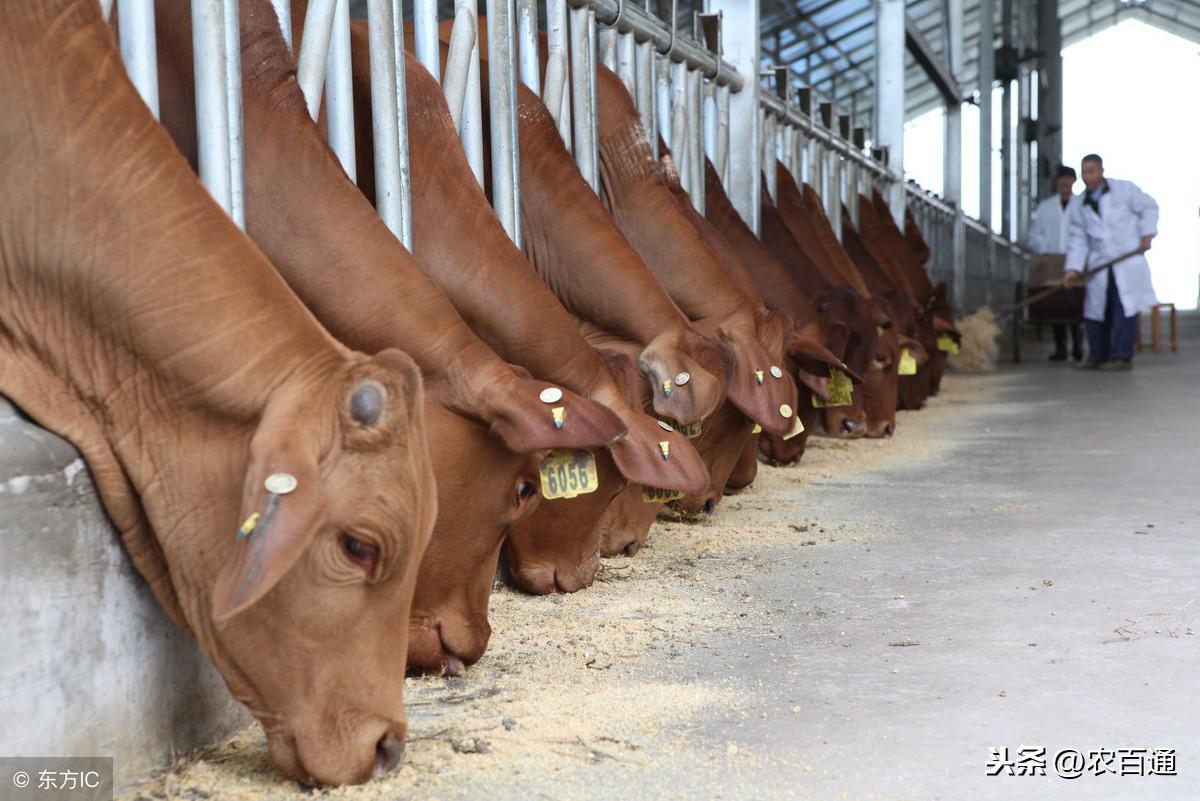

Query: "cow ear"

xmin=788 ymin=333 xmax=863 ymax=385
xmin=212 ymin=415 xmax=328 ymax=623
xmin=485 ymin=375 xmax=627 ymax=455
xmin=898 ymin=335 xmax=930 ymax=366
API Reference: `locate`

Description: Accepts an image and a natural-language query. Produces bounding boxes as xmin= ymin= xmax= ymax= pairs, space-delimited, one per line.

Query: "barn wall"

xmin=0 ymin=397 xmax=250 ymax=790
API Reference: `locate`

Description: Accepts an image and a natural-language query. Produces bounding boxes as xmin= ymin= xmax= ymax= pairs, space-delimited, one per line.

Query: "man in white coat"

xmin=1026 ymin=164 xmax=1083 ymax=361
xmin=1064 ymin=154 xmax=1159 ymax=370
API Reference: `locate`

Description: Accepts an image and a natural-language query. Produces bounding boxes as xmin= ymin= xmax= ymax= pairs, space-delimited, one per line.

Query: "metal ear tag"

xmin=263 ymin=473 xmax=297 ymax=495
xmin=755 ymin=369 xmax=765 ymax=385
xmin=770 ymin=365 xmax=783 ymax=379
xmin=658 ymin=440 xmax=670 ymax=461
xmin=552 ymin=406 xmax=565 ymax=429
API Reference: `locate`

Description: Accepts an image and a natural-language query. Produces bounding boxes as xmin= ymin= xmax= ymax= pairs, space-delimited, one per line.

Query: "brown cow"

xmin=759 ymin=174 xmax=882 ymax=437
xmin=703 ymin=158 xmax=865 ymax=462
xmin=2 ymin=0 xmax=436 ymax=784
xmin=153 ymin=2 xmax=631 ymax=676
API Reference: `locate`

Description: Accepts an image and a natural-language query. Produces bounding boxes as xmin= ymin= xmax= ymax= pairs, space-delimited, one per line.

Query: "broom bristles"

xmin=951 ymin=307 xmax=1001 ymax=371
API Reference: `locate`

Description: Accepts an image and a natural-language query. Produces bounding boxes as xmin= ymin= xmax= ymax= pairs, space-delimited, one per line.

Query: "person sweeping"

xmin=1064 ymin=154 xmax=1159 ymax=371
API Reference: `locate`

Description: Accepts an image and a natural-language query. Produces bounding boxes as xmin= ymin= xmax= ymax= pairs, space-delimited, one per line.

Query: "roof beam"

xmin=905 ymin=11 xmax=965 ymax=104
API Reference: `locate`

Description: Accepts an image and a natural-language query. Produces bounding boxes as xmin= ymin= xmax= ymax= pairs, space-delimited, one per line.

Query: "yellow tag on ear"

xmin=754 ymin=369 xmax=765 ymax=385
xmin=236 ymin=512 xmax=260 ymax=540
xmin=642 ymin=485 xmax=686 ymax=503
xmin=876 ymin=325 xmax=884 ymax=335
xmin=751 ymin=423 xmax=762 ymax=434
xmin=662 ymin=378 xmax=672 ymax=397
xmin=538 ymin=449 xmax=599 ymax=500
xmin=937 ymin=334 xmax=960 ymax=355
xmin=783 ymin=414 xmax=805 ymax=441
xmin=658 ymin=440 xmax=670 ymax=461
xmin=551 ymin=406 xmax=565 ymax=429
xmin=812 ymin=369 xmax=853 ymax=408
xmin=898 ymin=348 xmax=918 ymax=376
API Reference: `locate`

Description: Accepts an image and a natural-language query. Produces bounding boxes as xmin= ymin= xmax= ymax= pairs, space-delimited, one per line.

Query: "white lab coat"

xmin=1065 ymin=179 xmax=1159 ymax=321
xmin=1025 ymin=195 xmax=1073 ymax=253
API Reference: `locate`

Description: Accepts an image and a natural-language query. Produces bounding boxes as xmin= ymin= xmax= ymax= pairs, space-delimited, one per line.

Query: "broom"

xmin=952 ymin=248 xmax=1144 ymax=371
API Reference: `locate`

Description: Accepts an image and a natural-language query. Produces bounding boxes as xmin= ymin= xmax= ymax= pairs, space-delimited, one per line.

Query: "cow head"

xmin=204 ymin=349 xmax=434 ymax=786
xmin=810 ymin=288 xmax=876 ymax=438
xmin=407 ymin=375 xmax=626 ymax=675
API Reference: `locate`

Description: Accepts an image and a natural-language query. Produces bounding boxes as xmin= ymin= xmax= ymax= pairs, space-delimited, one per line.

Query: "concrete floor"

xmin=116 ymin=313 xmax=1200 ymax=801
xmin=660 ymin=313 xmax=1200 ymax=800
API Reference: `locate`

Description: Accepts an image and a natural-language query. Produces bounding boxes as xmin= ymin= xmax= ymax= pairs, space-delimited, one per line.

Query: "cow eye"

xmin=516 ymin=480 xmax=538 ymax=505
xmin=340 ymin=533 xmax=380 ymax=576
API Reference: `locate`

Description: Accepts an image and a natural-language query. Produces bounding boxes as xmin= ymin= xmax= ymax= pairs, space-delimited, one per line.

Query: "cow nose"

xmin=373 ymin=733 xmax=405 ymax=778
xmin=884 ymin=422 xmax=895 ymax=437
xmin=841 ymin=419 xmax=865 ymax=436
xmin=703 ymin=498 xmax=716 ymax=515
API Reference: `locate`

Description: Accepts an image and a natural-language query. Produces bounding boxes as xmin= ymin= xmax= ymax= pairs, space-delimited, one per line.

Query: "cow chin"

xmin=407 ymin=613 xmax=490 ymax=676
xmin=597 ymin=485 xmax=660 ymax=557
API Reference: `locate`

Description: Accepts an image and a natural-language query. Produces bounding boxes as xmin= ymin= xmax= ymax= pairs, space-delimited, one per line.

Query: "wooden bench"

xmin=1136 ymin=303 xmax=1178 ymax=353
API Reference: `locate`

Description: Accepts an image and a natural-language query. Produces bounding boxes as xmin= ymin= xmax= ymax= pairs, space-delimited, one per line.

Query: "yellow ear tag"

xmin=754 ymin=369 xmax=765 ymax=385
xmin=812 ymin=369 xmax=853 ymax=408
xmin=752 ymin=423 xmax=762 ymax=434
xmin=937 ymin=334 xmax=960 ymax=355
xmin=783 ymin=414 xmax=805 ymax=441
xmin=538 ymin=449 xmax=599 ymax=500
xmin=658 ymin=440 xmax=670 ymax=461
xmin=662 ymin=378 xmax=672 ymax=397
xmin=551 ymin=406 xmax=565 ymax=429
xmin=236 ymin=512 xmax=260 ymax=540
xmin=642 ymin=485 xmax=686 ymax=503
xmin=876 ymin=325 xmax=884 ymax=335
xmin=898 ymin=348 xmax=918 ymax=376
xmin=680 ymin=420 xmax=702 ymax=439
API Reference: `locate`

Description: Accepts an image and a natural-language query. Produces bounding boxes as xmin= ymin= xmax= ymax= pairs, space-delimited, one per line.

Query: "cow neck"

xmin=872 ymin=191 xmax=935 ymax=300
xmin=154 ymin=3 xmax=518 ymax=428
xmin=595 ymin=121 xmax=758 ymax=335
xmin=512 ymin=83 xmax=692 ymax=350
xmin=396 ymin=55 xmax=620 ymax=407
xmin=705 ymin=166 xmax=819 ymax=329
xmin=856 ymin=196 xmax=920 ymax=307
xmin=767 ymin=181 xmax=850 ymax=292
xmin=792 ymin=179 xmax=873 ymax=299
xmin=0 ymin=3 xmax=343 ymax=636
xmin=758 ymin=191 xmax=835 ymax=299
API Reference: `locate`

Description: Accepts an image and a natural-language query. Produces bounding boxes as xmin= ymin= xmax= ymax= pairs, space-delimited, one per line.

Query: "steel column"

xmin=979 ymin=0 xmax=994 ymax=228
xmin=269 ymin=0 xmax=293 ymax=52
xmin=873 ymin=0 xmax=906 ymax=226
xmin=1036 ymin=0 xmax=1062 ymax=200
xmin=705 ymin=0 xmax=760 ymax=232
xmin=547 ymin=0 xmax=573 ymax=150
xmin=222 ymin=0 xmax=245 ymax=228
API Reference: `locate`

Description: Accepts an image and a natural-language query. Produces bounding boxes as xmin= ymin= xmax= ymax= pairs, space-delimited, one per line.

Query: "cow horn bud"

xmin=349 ymin=379 xmax=386 ymax=427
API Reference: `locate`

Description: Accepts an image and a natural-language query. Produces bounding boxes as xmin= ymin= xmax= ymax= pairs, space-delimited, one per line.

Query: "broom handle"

xmin=993 ymin=248 xmax=1144 ymax=321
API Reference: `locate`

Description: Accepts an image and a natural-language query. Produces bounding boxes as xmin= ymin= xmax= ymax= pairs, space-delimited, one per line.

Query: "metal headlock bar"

xmin=108 ymin=0 xmax=1026 ymax=313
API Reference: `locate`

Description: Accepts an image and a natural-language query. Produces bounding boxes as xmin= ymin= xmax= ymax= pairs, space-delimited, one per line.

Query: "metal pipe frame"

xmin=455 ymin=0 xmax=486 ymax=187
xmin=566 ymin=0 xmax=743 ymax=91
xmin=547 ymin=0 xmax=573 ymax=150
xmin=570 ymin=4 xmax=599 ymax=192
xmin=390 ymin=0 xmax=413 ymax=250
xmin=616 ymin=29 xmax=636 ymax=95
xmin=670 ymin=60 xmax=688 ymax=192
xmin=118 ymin=0 xmax=160 ymax=119
xmin=414 ymin=0 xmax=441 ymax=81
xmin=686 ymin=65 xmax=703 ymax=210
xmin=443 ymin=6 xmax=476 ymax=132
xmin=760 ymin=94 xmax=888 ymax=181
xmin=517 ymin=0 xmax=541 ymax=94
xmin=296 ymin=0 xmax=337 ymax=120
xmin=635 ymin=39 xmax=656 ymax=158
xmin=365 ymin=0 xmax=406 ymax=242
xmin=598 ymin=27 xmax=617 ymax=70
xmin=269 ymin=0 xmax=293 ymax=52
xmin=325 ymin=0 xmax=357 ymax=182
xmin=222 ymin=0 xmax=245 ymax=228
xmin=487 ymin=0 xmax=523 ymax=244
xmin=191 ymin=0 xmax=234 ymax=217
